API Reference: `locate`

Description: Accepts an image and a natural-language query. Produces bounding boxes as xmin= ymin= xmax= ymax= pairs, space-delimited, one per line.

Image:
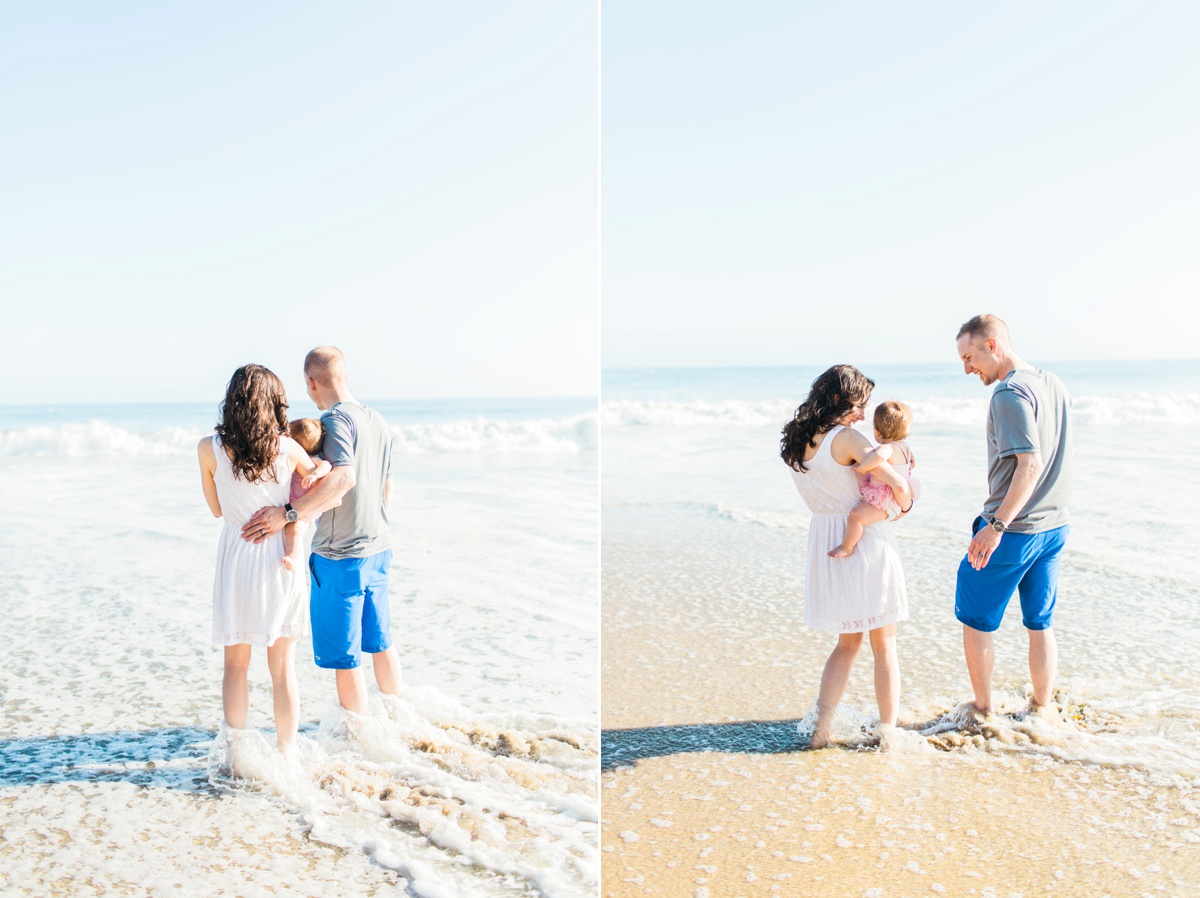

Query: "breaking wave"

xmin=603 ymin=394 xmax=1200 ymax=429
xmin=0 ymin=415 xmax=598 ymax=458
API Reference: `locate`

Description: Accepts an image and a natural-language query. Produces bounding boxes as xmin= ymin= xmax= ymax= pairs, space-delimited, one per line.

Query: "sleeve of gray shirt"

xmin=320 ymin=408 xmax=357 ymax=467
xmin=991 ymin=386 xmax=1039 ymax=458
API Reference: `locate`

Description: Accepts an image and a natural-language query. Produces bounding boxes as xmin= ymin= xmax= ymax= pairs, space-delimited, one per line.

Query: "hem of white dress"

xmin=213 ymin=626 xmax=309 ymax=647
xmin=805 ymin=610 xmax=908 ymax=635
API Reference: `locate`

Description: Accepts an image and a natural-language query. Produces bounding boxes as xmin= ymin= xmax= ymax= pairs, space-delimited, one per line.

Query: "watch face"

xmin=992 ymin=520 xmax=1004 ymax=532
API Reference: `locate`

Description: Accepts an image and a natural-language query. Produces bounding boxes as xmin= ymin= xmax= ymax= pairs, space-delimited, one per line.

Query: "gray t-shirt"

xmin=312 ymin=401 xmax=394 ymax=559
xmin=985 ymin=367 xmax=1072 ymax=533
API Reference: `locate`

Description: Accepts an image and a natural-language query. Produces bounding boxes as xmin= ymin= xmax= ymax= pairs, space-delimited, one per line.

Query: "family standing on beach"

xmin=783 ymin=314 xmax=1073 ymax=749
xmin=198 ymin=346 xmax=400 ymax=755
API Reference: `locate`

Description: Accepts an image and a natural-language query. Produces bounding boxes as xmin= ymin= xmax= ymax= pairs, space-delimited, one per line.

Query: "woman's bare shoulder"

xmin=830 ymin=425 xmax=870 ymax=465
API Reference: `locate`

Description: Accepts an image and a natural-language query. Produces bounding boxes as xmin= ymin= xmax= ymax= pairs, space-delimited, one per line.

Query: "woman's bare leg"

xmin=829 ymin=502 xmax=890 ymax=557
xmin=266 ymin=637 xmax=299 ymax=751
xmin=222 ymin=644 xmax=252 ymax=730
xmin=811 ymin=632 xmax=864 ymax=748
xmin=868 ymin=624 xmax=900 ymax=733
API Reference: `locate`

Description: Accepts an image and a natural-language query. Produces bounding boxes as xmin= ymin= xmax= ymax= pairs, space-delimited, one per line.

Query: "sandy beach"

xmin=600 ymin=512 xmax=1200 ymax=897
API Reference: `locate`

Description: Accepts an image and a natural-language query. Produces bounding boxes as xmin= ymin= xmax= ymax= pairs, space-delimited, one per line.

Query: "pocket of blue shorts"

xmin=308 ymin=553 xmax=321 ymax=588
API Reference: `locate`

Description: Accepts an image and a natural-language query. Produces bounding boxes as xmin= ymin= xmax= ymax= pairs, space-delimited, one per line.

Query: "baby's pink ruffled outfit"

xmin=859 ymin=444 xmax=919 ymax=521
xmin=289 ymin=472 xmax=308 ymax=503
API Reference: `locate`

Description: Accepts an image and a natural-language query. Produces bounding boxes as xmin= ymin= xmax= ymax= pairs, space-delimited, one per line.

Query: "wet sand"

xmin=601 ymin=511 xmax=1200 ymax=897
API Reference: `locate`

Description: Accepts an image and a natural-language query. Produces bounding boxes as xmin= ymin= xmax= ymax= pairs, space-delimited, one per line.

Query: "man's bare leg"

xmin=1027 ymin=627 xmax=1057 ymax=709
xmin=963 ymin=624 xmax=994 ymax=714
xmin=335 ymin=667 xmax=369 ymax=716
xmin=810 ymin=632 xmax=863 ymax=748
xmin=372 ymin=645 xmax=403 ymax=698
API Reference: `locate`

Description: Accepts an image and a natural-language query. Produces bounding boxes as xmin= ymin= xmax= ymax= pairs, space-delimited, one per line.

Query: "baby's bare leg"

xmin=281 ymin=522 xmax=299 ymax=570
xmin=829 ymin=501 xmax=891 ymax=557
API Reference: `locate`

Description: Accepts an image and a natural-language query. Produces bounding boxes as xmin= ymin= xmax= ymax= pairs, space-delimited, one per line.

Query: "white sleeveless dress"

xmin=790 ymin=425 xmax=908 ymax=633
xmin=210 ymin=436 xmax=308 ymax=646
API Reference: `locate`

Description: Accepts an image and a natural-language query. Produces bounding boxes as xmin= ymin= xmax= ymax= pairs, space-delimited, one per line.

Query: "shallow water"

xmin=0 ymin=402 xmax=598 ymax=898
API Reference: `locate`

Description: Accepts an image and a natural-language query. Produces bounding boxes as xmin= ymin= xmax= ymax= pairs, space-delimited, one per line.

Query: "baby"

xmin=281 ymin=418 xmax=331 ymax=571
xmin=829 ymin=400 xmax=919 ymax=558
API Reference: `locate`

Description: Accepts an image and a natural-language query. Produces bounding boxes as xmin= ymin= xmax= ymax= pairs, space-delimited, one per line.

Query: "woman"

xmin=781 ymin=365 xmax=911 ymax=750
xmin=197 ymin=364 xmax=323 ymax=755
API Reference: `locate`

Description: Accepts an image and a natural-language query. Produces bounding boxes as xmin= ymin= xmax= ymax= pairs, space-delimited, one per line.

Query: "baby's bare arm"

xmin=853 ymin=443 xmax=894 ymax=474
xmin=302 ymin=458 xmax=332 ymax=489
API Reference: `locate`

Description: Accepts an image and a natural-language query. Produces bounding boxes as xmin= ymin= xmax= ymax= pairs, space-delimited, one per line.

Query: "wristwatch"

xmin=284 ymin=503 xmax=299 ymax=524
xmin=990 ymin=517 xmax=1007 ymax=533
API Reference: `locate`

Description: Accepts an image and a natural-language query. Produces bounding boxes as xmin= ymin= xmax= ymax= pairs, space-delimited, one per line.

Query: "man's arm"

xmin=967 ymin=451 xmax=1044 ymax=570
xmin=241 ymin=465 xmax=356 ymax=543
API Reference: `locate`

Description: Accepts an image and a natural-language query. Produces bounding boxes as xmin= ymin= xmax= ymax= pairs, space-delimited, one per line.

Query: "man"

xmin=243 ymin=346 xmax=402 ymax=716
xmin=954 ymin=314 xmax=1072 ymax=719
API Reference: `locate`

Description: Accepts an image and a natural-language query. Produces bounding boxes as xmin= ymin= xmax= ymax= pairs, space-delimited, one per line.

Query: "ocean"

xmin=601 ymin=360 xmax=1200 ymax=896
xmin=0 ymin=396 xmax=599 ymax=898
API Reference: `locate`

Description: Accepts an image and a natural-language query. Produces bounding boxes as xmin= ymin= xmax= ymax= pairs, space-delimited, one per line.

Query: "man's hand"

xmin=967 ymin=524 xmax=1002 ymax=570
xmin=242 ymin=506 xmax=287 ymax=543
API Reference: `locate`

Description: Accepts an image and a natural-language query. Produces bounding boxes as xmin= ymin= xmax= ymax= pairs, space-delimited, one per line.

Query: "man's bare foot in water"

xmin=808 ymin=727 xmax=833 ymax=750
xmin=828 ymin=544 xmax=855 ymax=558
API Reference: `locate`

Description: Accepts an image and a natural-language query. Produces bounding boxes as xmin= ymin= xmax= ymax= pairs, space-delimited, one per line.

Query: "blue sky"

xmin=603 ymin=2 xmax=1200 ymax=368
xmin=1 ymin=2 xmax=597 ymax=404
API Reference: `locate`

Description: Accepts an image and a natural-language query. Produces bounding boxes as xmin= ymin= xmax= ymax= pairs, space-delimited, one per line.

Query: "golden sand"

xmin=602 ymin=521 xmax=1200 ymax=897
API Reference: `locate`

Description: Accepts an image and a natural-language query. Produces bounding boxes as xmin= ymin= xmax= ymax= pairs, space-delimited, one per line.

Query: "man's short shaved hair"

xmin=957 ymin=314 xmax=1010 ymax=344
xmin=304 ymin=345 xmax=347 ymax=387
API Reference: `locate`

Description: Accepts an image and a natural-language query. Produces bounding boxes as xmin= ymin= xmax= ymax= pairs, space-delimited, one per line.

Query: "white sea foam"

xmin=602 ymin=394 xmax=1200 ymax=429
xmin=199 ymin=694 xmax=600 ymax=898
xmin=0 ymin=414 xmax=598 ymax=458
xmin=0 ymin=420 xmax=201 ymax=457
xmin=391 ymin=413 xmax=597 ymax=455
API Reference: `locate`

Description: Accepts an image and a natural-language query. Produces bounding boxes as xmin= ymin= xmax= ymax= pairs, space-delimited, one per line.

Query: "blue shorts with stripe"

xmin=954 ymin=518 xmax=1069 ymax=633
xmin=308 ymin=549 xmax=394 ymax=669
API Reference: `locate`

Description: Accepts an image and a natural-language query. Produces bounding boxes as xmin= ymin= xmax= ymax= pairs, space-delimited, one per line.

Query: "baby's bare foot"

xmin=828 ymin=544 xmax=855 ymax=558
xmin=281 ymin=554 xmax=295 ymax=571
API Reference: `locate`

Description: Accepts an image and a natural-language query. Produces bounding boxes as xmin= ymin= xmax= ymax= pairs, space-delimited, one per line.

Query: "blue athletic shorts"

xmin=308 ymin=550 xmax=394 ymax=669
xmin=954 ymin=518 xmax=1069 ymax=633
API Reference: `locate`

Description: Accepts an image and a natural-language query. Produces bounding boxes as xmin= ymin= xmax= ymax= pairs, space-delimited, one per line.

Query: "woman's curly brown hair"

xmin=780 ymin=364 xmax=875 ymax=472
xmin=215 ymin=364 xmax=288 ymax=482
